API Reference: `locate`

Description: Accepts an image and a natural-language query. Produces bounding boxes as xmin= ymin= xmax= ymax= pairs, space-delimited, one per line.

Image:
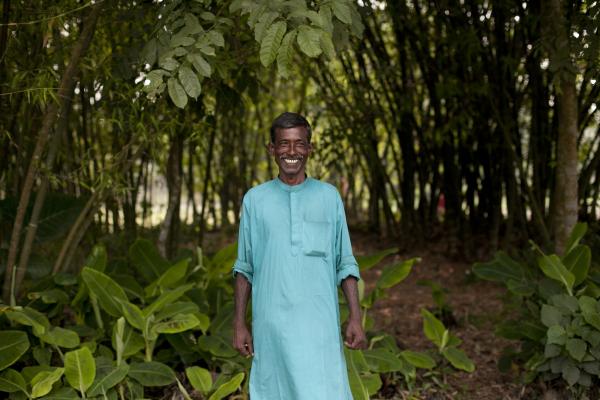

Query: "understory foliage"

xmin=474 ymin=223 xmax=600 ymax=396
xmin=0 ymin=241 xmax=473 ymax=399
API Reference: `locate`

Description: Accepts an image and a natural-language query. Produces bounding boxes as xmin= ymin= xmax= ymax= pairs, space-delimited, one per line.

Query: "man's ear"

xmin=266 ymin=142 xmax=274 ymax=156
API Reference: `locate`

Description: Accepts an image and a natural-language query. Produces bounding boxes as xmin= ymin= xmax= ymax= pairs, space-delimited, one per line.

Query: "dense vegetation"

xmin=1 ymin=0 xmax=599 ymax=398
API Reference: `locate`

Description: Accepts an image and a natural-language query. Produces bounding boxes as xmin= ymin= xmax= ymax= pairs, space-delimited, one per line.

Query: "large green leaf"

xmin=276 ymin=30 xmax=297 ymax=78
xmin=442 ymin=347 xmax=475 ymax=372
xmin=88 ymin=363 xmax=129 ymax=397
xmin=579 ymin=296 xmax=600 ymax=331
xmin=421 ymin=309 xmax=446 ymax=349
xmin=208 ymin=372 xmax=244 ymax=400
xmin=0 ymin=331 xmax=30 ymax=371
xmin=566 ymin=338 xmax=587 ymax=362
xmin=129 ymin=239 xmax=170 ymax=282
xmin=563 ymin=245 xmax=591 ymax=286
xmin=64 ymin=347 xmax=95 ymax=394
xmin=145 ymin=258 xmax=189 ymax=297
xmin=344 ymin=349 xmax=369 ymax=400
xmin=128 ymin=362 xmax=175 ymax=387
xmin=143 ymin=283 xmax=195 ymax=317
xmin=254 ymin=11 xmax=279 ymax=42
xmin=0 ymin=369 xmax=27 ymax=394
xmin=38 ymin=387 xmax=78 ymax=399
xmin=296 ymin=25 xmax=322 ymax=57
xmin=540 ymin=304 xmax=564 ymax=328
xmin=362 ymin=348 xmax=406 ymax=373
xmin=260 ymin=21 xmax=287 ymax=66
xmin=376 ymin=258 xmax=418 ymax=289
xmin=167 ymin=77 xmax=188 ymax=109
xmin=152 ymin=313 xmax=200 ymax=335
xmin=472 ymin=251 xmax=525 ymax=284
xmin=197 ymin=335 xmax=237 ymax=358
xmin=356 ymin=248 xmax=398 ymax=272
xmin=538 ymin=254 xmax=575 ymax=295
xmin=81 ymin=267 xmax=128 ymax=317
xmin=187 ymin=52 xmax=212 ymax=77
xmin=155 ymin=301 xmax=199 ymax=322
xmin=40 ymin=327 xmax=80 ymax=349
xmin=31 ymin=367 xmax=64 ymax=398
xmin=112 ymin=322 xmax=145 ymax=359
xmin=565 ymin=222 xmax=587 ymax=255
xmin=400 ymin=350 xmax=436 ymax=369
xmin=85 ymin=244 xmax=107 ymax=272
xmin=118 ymin=300 xmax=145 ymax=331
xmin=185 ymin=366 xmax=212 ymax=394
xmin=5 ymin=307 xmax=50 ymax=336
xmin=178 ymin=67 xmax=201 ymax=99
xmin=331 ymin=0 xmax=352 ymax=24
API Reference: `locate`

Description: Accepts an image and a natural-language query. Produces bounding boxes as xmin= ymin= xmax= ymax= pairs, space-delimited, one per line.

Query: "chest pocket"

xmin=302 ymin=220 xmax=331 ymax=257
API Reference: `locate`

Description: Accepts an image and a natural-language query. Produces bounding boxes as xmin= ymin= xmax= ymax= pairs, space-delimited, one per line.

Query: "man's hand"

xmin=233 ymin=323 xmax=254 ymax=357
xmin=344 ymin=318 xmax=367 ymax=349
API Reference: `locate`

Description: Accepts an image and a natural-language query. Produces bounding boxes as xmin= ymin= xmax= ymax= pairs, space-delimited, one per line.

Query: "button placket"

xmin=290 ymin=192 xmax=301 ymax=255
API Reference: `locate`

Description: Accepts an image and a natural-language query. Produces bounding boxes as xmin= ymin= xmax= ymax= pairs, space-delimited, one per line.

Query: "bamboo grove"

xmin=0 ymin=0 xmax=599 ymax=300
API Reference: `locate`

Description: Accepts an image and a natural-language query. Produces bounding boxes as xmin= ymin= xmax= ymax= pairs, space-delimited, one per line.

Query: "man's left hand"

xmin=344 ymin=319 xmax=367 ymax=349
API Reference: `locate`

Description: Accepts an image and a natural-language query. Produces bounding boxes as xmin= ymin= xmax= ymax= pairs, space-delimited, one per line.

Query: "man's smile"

xmin=281 ymin=157 xmax=302 ymax=165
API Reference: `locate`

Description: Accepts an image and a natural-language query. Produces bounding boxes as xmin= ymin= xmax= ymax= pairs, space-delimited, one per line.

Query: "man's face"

xmin=269 ymin=126 xmax=312 ymax=181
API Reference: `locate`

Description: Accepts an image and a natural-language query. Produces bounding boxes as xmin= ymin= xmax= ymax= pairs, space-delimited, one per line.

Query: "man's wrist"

xmin=233 ymin=318 xmax=247 ymax=329
xmin=347 ymin=314 xmax=361 ymax=324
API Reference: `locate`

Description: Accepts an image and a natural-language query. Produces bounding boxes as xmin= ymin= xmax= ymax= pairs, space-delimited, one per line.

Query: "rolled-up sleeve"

xmin=334 ymin=192 xmax=360 ymax=285
xmin=233 ymin=195 xmax=253 ymax=284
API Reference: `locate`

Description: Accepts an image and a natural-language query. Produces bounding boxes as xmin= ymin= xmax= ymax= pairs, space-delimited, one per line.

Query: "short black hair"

xmin=270 ymin=112 xmax=312 ymax=144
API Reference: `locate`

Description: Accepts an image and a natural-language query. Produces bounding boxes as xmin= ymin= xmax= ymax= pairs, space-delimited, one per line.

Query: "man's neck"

xmin=278 ymin=173 xmax=307 ymax=186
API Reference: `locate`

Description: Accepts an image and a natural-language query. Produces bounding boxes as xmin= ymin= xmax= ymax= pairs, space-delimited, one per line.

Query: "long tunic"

xmin=233 ymin=177 xmax=360 ymax=400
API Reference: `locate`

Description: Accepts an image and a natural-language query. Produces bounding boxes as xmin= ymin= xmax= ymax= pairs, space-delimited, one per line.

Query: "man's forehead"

xmin=274 ymin=126 xmax=310 ymax=141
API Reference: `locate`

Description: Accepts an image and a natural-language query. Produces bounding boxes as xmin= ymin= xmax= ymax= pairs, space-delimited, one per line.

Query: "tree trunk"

xmin=544 ymin=0 xmax=579 ymax=255
xmin=2 ymin=3 xmax=102 ymax=303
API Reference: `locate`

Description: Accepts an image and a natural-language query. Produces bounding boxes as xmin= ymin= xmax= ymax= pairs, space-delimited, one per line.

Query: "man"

xmin=232 ymin=112 xmax=366 ymax=399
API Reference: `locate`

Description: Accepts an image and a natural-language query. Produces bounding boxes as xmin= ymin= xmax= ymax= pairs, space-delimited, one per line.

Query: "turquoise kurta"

xmin=233 ymin=177 xmax=360 ymax=400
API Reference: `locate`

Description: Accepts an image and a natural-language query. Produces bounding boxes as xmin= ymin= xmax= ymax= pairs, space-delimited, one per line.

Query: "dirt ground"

xmin=352 ymin=232 xmax=534 ymax=400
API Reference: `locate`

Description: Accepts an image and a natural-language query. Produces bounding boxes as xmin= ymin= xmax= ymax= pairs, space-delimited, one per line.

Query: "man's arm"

xmin=233 ymin=273 xmax=254 ymax=356
xmin=341 ymin=276 xmax=367 ymax=349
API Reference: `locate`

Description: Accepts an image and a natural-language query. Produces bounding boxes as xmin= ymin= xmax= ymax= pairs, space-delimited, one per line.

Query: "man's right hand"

xmin=233 ymin=323 xmax=254 ymax=357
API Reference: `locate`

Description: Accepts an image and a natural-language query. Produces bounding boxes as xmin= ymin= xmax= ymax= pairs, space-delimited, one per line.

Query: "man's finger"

xmin=246 ymin=340 xmax=254 ymax=356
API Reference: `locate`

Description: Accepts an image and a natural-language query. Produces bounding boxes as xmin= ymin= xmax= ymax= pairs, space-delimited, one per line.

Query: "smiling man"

xmin=232 ymin=112 xmax=366 ymax=399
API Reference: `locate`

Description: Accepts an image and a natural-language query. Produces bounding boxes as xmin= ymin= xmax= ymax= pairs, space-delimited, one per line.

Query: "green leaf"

xmin=421 ymin=309 xmax=446 ymax=349
xmin=145 ymin=258 xmax=190 ymax=297
xmin=579 ymin=296 xmax=600 ymax=330
xmin=197 ymin=335 xmax=237 ymax=358
xmin=550 ymin=294 xmax=579 ymax=313
xmin=319 ymin=30 xmax=336 ymax=60
xmin=129 ymin=239 xmax=170 ymax=282
xmin=565 ymin=222 xmax=587 ymax=255
xmin=0 ymin=369 xmax=27 ymax=393
xmin=88 ymin=363 xmax=129 ymax=397
xmin=331 ymin=0 xmax=352 ymax=24
xmin=141 ymin=38 xmax=157 ymax=65
xmin=400 ymin=350 xmax=436 ymax=369
xmin=356 ymin=248 xmax=398 ymax=272
xmin=168 ymin=77 xmax=188 ymax=109
xmin=562 ymin=362 xmax=580 ymax=386
xmin=188 ymin=53 xmax=212 ymax=77
xmin=538 ymin=254 xmax=575 ymax=295
xmin=155 ymin=302 xmax=199 ymax=322
xmin=40 ymin=327 xmax=80 ymax=349
xmin=152 ymin=313 xmax=200 ymax=335
xmin=178 ymin=67 xmax=201 ymax=99
xmin=144 ymin=284 xmax=195 ymax=317
xmin=377 ymin=258 xmax=418 ymax=289
xmin=207 ymin=30 xmax=224 ymax=47
xmin=128 ymin=362 xmax=175 ymax=387
xmin=28 ymin=289 xmax=69 ymax=304
xmin=260 ymin=21 xmax=287 ymax=67
xmin=277 ymin=30 xmax=297 ymax=78
xmin=0 ymin=330 xmax=30 ymax=371
xmin=31 ymin=368 xmax=64 ymax=398
xmin=296 ymin=25 xmax=322 ymax=57
xmin=86 ymin=244 xmax=107 ymax=271
xmin=5 ymin=307 xmax=50 ymax=336
xmin=39 ymin=387 xmax=78 ymax=399
xmin=345 ymin=349 xmax=369 ymax=400
xmin=112 ymin=322 xmax=145 ymax=359
xmin=185 ymin=366 xmax=212 ymax=394
xmin=442 ymin=347 xmax=475 ymax=372
xmin=159 ymin=57 xmax=179 ymax=71
xmin=472 ymin=251 xmax=525 ymax=284
xmin=547 ymin=325 xmax=567 ymax=345
xmin=207 ymin=372 xmax=244 ymax=400
xmin=64 ymin=347 xmax=95 ymax=394
xmin=362 ymin=348 xmax=406 ymax=372
xmin=184 ymin=13 xmax=203 ymax=34
xmin=563 ymin=245 xmax=591 ymax=286
xmin=541 ymin=304 xmax=564 ymax=327
xmin=254 ymin=11 xmax=279 ymax=42
xmin=81 ymin=267 xmax=128 ymax=317
xmin=118 ymin=300 xmax=145 ymax=331
xmin=566 ymin=338 xmax=587 ymax=362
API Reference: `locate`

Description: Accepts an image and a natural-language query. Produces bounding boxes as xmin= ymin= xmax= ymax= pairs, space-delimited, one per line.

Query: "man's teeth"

xmin=283 ymin=159 xmax=300 ymax=164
